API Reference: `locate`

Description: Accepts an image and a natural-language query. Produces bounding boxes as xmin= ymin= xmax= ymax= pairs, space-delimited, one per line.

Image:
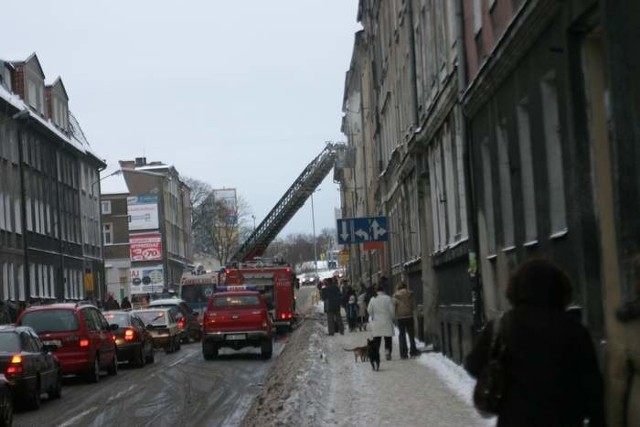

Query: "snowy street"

xmin=242 ymin=288 xmax=495 ymax=427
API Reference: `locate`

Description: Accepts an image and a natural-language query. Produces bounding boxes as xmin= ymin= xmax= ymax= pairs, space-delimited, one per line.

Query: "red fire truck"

xmin=218 ymin=259 xmax=296 ymax=332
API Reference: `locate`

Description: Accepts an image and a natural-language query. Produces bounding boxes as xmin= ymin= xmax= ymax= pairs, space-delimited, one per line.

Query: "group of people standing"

xmin=319 ymin=276 xmax=419 ymax=361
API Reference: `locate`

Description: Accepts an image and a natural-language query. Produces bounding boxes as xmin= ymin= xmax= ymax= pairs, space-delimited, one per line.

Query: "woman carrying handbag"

xmin=464 ymin=259 xmax=605 ymax=427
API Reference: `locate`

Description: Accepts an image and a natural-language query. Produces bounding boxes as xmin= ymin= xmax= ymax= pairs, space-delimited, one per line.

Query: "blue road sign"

xmin=336 ymin=216 xmax=388 ymax=244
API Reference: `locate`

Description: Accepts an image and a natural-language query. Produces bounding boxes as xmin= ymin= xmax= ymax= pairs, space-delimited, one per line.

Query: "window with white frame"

xmin=49 ymin=265 xmax=55 ymax=298
xmin=517 ymin=99 xmax=537 ymax=243
xmin=541 ymin=71 xmax=567 ymax=235
xmin=103 ymin=223 xmax=113 ymax=245
xmin=3 ymin=193 xmax=11 ymax=232
xmin=38 ymin=264 xmax=44 ymax=297
xmin=27 ymin=80 xmax=38 ymax=108
xmin=14 ymin=196 xmax=21 ymax=234
xmin=0 ymin=191 xmax=5 ymax=230
xmin=481 ymin=138 xmax=496 ymax=255
xmin=17 ymin=264 xmax=25 ymax=301
xmin=101 ymin=200 xmax=111 ymax=214
xmin=8 ymin=264 xmax=14 ymax=300
xmin=29 ymin=264 xmax=36 ymax=297
xmin=496 ymin=121 xmax=515 ymax=248
xmin=473 ymin=0 xmax=483 ymax=34
xmin=1 ymin=263 xmax=7 ymax=300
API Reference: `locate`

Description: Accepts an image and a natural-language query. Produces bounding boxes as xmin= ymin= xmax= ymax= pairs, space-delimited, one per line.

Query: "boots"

xmin=385 ymin=350 xmax=392 ymax=361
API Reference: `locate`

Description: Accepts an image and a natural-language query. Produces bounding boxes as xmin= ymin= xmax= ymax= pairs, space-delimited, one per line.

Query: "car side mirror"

xmin=109 ymin=324 xmax=119 ymax=331
xmin=146 ymin=324 xmax=153 ymax=330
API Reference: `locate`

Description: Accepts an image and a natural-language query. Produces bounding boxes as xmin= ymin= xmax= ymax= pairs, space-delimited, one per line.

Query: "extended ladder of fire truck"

xmin=231 ymin=142 xmax=345 ymax=262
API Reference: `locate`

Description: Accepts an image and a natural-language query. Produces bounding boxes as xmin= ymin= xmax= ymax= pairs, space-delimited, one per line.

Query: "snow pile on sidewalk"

xmin=242 ymin=302 xmax=495 ymax=427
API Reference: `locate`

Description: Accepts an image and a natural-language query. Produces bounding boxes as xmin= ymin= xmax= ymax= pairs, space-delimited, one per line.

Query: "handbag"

xmin=472 ymin=316 xmax=507 ymax=417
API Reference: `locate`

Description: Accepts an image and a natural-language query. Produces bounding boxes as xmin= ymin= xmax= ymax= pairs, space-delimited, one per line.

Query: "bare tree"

xmin=184 ymin=177 xmax=251 ymax=265
xmin=206 ymin=194 xmax=252 ymax=265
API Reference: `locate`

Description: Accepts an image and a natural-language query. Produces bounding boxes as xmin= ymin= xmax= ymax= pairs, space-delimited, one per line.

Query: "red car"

xmin=202 ymin=289 xmax=273 ymax=360
xmin=17 ymin=303 xmax=118 ymax=383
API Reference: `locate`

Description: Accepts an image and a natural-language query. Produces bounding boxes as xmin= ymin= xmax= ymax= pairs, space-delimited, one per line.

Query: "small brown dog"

xmin=344 ymin=346 xmax=369 ymax=363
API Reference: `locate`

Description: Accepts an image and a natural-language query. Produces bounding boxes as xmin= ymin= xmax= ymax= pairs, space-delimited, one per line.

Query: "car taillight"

xmin=79 ymin=338 xmax=90 ymax=347
xmin=178 ymin=317 xmax=185 ymax=329
xmin=124 ymin=328 xmax=135 ymax=341
xmin=6 ymin=355 xmax=23 ymax=376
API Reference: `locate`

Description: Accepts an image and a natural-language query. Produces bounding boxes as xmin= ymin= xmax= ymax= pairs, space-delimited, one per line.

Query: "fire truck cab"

xmin=218 ymin=258 xmax=296 ymax=332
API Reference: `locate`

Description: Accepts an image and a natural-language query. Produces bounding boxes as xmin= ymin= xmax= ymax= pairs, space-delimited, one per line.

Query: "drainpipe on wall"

xmin=455 ymin=0 xmax=485 ymax=334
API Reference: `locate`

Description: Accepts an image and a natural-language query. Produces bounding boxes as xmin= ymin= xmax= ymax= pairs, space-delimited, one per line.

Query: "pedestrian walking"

xmin=104 ymin=294 xmax=120 ymax=311
xmin=465 ymin=259 xmax=605 ymax=427
xmin=367 ymin=282 xmax=395 ymax=361
xmin=357 ymin=289 xmax=368 ymax=331
xmin=121 ymin=296 xmax=132 ymax=310
xmin=393 ymin=282 xmax=419 ymax=359
xmin=346 ymin=294 xmax=358 ymax=332
xmin=324 ymin=278 xmax=344 ymax=335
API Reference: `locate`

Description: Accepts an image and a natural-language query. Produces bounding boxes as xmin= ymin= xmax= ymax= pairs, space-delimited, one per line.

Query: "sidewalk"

xmin=242 ymin=302 xmax=496 ymax=427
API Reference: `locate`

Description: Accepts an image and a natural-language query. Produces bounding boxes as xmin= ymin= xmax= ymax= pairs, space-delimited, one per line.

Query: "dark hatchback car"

xmin=17 ymin=303 xmax=118 ymax=383
xmin=104 ymin=312 xmax=155 ymax=367
xmin=0 ymin=325 xmax=61 ymax=409
xmin=148 ymin=299 xmax=201 ymax=343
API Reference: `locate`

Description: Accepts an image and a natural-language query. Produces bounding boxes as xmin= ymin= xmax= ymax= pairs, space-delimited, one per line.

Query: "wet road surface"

xmin=13 ymin=288 xmax=316 ymax=427
xmin=13 ymin=340 xmax=285 ymax=427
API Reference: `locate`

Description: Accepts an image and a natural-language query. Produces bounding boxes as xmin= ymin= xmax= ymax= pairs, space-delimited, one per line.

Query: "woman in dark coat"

xmin=465 ymin=259 xmax=605 ymax=427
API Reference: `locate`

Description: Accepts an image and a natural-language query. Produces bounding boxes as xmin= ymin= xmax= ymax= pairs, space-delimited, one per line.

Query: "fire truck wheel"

xmin=203 ymin=341 xmax=218 ymax=360
xmin=261 ymin=338 xmax=273 ymax=359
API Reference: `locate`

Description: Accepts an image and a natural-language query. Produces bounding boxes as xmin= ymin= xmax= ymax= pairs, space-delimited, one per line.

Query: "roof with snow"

xmin=100 ymin=171 xmax=129 ymax=195
xmin=0 ymin=57 xmax=104 ymax=165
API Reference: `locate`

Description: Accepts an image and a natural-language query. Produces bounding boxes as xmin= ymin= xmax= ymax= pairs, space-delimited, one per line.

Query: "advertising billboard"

xmin=130 ymin=265 xmax=164 ymax=294
xmin=129 ymin=233 xmax=163 ymax=262
xmin=127 ymin=194 xmax=159 ymax=231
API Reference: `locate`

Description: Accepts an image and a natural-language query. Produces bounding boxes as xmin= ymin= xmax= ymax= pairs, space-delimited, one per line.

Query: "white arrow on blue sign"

xmin=336 ymin=217 xmax=388 ymax=244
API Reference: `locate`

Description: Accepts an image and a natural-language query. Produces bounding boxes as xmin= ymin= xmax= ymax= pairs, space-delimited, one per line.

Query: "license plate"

xmin=226 ymin=334 xmax=246 ymax=341
xmin=43 ymin=340 xmax=62 ymax=347
xmin=150 ymin=331 xmax=168 ymax=338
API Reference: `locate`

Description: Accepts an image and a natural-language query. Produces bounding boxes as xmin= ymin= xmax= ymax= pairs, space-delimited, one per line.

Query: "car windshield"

xmin=0 ymin=333 xmax=20 ymax=352
xmin=134 ymin=311 xmax=169 ymax=326
xmin=20 ymin=310 xmax=80 ymax=333
xmin=103 ymin=312 xmax=130 ymax=327
xmin=211 ymin=295 xmax=261 ymax=308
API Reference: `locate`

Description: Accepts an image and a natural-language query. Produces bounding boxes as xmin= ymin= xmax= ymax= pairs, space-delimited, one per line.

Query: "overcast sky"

xmin=3 ymin=0 xmax=360 ymax=238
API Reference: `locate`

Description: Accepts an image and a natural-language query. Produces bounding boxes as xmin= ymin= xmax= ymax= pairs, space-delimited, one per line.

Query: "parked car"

xmin=103 ymin=311 xmax=155 ymax=367
xmin=0 ymin=374 xmax=12 ymax=427
xmin=131 ymin=309 xmax=181 ymax=354
xmin=0 ymin=325 xmax=61 ymax=409
xmin=17 ymin=303 xmax=118 ymax=383
xmin=202 ymin=289 xmax=273 ymax=360
xmin=148 ymin=299 xmax=201 ymax=343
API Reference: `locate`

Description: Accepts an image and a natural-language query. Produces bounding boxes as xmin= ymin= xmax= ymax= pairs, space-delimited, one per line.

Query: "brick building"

xmin=100 ymin=158 xmax=192 ymax=301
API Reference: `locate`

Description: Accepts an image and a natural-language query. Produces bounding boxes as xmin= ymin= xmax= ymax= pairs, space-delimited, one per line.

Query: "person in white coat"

xmin=367 ymin=282 xmax=395 ymax=361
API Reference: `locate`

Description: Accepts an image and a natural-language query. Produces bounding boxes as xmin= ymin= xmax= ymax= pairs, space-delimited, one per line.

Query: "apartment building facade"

xmin=0 ymin=53 xmax=105 ymax=303
xmin=341 ymin=0 xmax=640 ymax=423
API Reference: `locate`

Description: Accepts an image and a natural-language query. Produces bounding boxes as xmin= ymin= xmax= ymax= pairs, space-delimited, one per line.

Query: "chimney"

xmin=134 ymin=157 xmax=147 ymax=167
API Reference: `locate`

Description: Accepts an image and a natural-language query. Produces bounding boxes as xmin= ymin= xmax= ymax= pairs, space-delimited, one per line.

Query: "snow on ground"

xmin=242 ymin=299 xmax=495 ymax=427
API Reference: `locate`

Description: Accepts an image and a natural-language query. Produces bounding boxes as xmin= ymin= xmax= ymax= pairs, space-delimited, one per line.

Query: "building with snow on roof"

xmin=0 ymin=53 xmax=106 ymax=303
xmin=100 ymin=157 xmax=192 ymax=300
